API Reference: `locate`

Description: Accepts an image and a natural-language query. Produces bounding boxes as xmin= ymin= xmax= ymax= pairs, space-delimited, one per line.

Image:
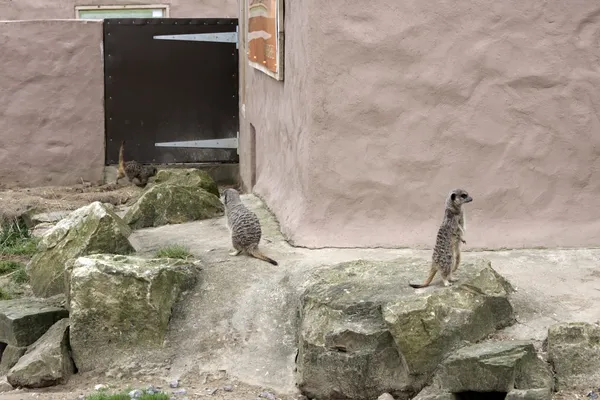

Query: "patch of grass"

xmin=0 ymin=219 xmax=38 ymax=256
xmin=85 ymin=392 xmax=169 ymax=400
xmin=0 ymin=260 xmax=22 ymax=274
xmin=0 ymin=287 xmax=12 ymax=300
xmin=10 ymin=267 xmax=29 ymax=284
xmin=155 ymin=244 xmax=193 ymax=260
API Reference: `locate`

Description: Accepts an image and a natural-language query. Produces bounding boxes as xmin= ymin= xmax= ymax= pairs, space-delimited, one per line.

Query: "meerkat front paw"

xmin=229 ymin=250 xmax=241 ymax=256
xmin=443 ymin=280 xmax=453 ymax=287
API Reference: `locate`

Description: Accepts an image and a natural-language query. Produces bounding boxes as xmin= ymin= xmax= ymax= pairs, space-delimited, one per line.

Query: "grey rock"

xmin=146 ymin=385 xmax=160 ymax=394
xmin=0 ymin=376 xmax=14 ymax=392
xmin=7 ymin=318 xmax=74 ymax=388
xmin=547 ymin=322 xmax=600 ymax=390
xmin=129 ymin=389 xmax=143 ymax=398
xmin=68 ymin=254 xmax=199 ymax=372
xmin=27 ymin=201 xmax=135 ymax=297
xmin=0 ymin=345 xmax=27 ymax=375
xmin=173 ymin=388 xmax=187 ymax=395
xmin=0 ymin=298 xmax=68 ymax=347
xmin=435 ymin=341 xmax=553 ymax=393
xmin=259 ymin=391 xmax=277 ymax=400
xmin=506 ymin=388 xmax=553 ymax=400
xmin=169 ymin=380 xmax=179 ymax=388
xmin=223 ymin=385 xmax=234 ymax=392
xmin=296 ymin=257 xmax=515 ymax=400
xmin=378 ymin=393 xmax=395 ymax=400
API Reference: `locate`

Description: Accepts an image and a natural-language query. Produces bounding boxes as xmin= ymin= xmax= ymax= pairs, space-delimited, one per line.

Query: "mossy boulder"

xmin=123 ymin=179 xmax=224 ymax=229
xmin=296 ymin=258 xmax=515 ymax=400
xmin=26 ymin=202 xmax=135 ymax=298
xmin=153 ymin=168 xmax=220 ymax=197
xmin=547 ymin=322 xmax=600 ymax=390
xmin=67 ymin=254 xmax=200 ymax=372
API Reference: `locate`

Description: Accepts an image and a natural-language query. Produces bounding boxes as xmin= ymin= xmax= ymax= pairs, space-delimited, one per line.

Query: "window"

xmin=75 ymin=5 xmax=169 ymax=19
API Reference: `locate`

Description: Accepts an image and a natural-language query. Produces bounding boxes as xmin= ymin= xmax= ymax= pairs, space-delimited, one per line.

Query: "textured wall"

xmin=0 ymin=0 xmax=237 ymax=20
xmin=0 ymin=20 xmax=105 ymax=187
xmin=241 ymin=0 xmax=600 ymax=249
xmin=239 ymin=0 xmax=313 ymax=239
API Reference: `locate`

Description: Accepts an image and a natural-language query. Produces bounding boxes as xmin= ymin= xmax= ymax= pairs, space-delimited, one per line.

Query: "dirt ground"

xmin=0 ymin=183 xmax=143 ymax=223
xmin=0 ymin=185 xmax=598 ymax=400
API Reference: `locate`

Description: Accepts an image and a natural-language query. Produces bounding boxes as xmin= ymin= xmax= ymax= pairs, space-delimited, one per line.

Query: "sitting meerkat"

xmin=221 ymin=188 xmax=278 ymax=266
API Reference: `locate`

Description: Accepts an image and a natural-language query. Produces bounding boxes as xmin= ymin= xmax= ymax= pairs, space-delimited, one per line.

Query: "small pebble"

xmin=146 ymin=386 xmax=160 ymax=394
xmin=169 ymin=380 xmax=180 ymax=388
xmin=377 ymin=393 xmax=395 ymax=400
xmin=129 ymin=389 xmax=143 ymax=399
xmin=223 ymin=385 xmax=234 ymax=392
xmin=259 ymin=391 xmax=277 ymax=400
xmin=94 ymin=384 xmax=108 ymax=391
xmin=173 ymin=389 xmax=187 ymax=395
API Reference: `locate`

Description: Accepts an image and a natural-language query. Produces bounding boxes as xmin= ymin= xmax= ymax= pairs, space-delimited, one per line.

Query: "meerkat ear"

xmin=451 ymin=193 xmax=457 ymax=201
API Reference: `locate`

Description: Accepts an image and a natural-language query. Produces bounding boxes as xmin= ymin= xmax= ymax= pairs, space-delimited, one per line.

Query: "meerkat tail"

xmin=118 ymin=141 xmax=126 ymax=173
xmin=409 ymin=265 xmax=437 ymax=288
xmin=247 ymin=246 xmax=278 ymax=266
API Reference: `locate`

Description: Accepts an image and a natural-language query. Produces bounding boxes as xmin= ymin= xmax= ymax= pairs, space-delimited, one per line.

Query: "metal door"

xmin=103 ymin=18 xmax=239 ymax=165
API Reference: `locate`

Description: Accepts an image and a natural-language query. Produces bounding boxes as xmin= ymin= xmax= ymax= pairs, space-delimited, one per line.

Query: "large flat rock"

xmin=0 ymin=299 xmax=69 ymax=348
xmin=296 ymin=257 xmax=515 ymax=400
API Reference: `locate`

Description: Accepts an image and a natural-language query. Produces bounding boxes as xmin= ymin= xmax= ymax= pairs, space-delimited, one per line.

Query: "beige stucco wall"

xmin=0 ymin=0 xmax=236 ymax=20
xmin=0 ymin=20 xmax=105 ymax=187
xmin=240 ymin=0 xmax=600 ymax=249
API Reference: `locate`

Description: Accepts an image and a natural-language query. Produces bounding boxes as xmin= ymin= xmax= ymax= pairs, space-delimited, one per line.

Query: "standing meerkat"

xmin=409 ymin=188 xmax=473 ymax=288
xmin=221 ymin=188 xmax=278 ymax=266
xmin=115 ymin=141 xmax=157 ymax=188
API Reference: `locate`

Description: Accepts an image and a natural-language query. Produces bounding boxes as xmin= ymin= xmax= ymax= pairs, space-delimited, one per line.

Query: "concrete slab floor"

xmin=126 ymin=194 xmax=600 ymax=395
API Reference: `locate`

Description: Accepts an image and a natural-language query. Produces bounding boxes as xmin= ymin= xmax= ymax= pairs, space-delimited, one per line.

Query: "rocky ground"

xmin=0 ymin=184 xmax=599 ymax=400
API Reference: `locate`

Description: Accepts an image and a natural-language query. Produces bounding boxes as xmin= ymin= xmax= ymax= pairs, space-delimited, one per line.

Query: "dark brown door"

xmin=103 ymin=18 xmax=239 ymax=165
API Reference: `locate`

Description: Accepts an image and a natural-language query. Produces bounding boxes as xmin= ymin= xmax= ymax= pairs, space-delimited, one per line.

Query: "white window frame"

xmin=75 ymin=4 xmax=170 ymax=20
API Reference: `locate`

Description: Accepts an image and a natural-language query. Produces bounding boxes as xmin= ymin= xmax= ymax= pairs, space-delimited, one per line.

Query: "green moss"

xmin=155 ymin=245 xmax=193 ymax=260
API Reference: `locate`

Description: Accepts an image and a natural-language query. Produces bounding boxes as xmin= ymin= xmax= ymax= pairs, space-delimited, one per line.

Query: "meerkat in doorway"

xmin=115 ymin=141 xmax=157 ymax=188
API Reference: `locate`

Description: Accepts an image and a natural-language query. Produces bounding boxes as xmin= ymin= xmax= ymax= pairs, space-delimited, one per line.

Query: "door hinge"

xmin=155 ymin=132 xmax=239 ymax=155
xmin=153 ymin=26 xmax=239 ymax=49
